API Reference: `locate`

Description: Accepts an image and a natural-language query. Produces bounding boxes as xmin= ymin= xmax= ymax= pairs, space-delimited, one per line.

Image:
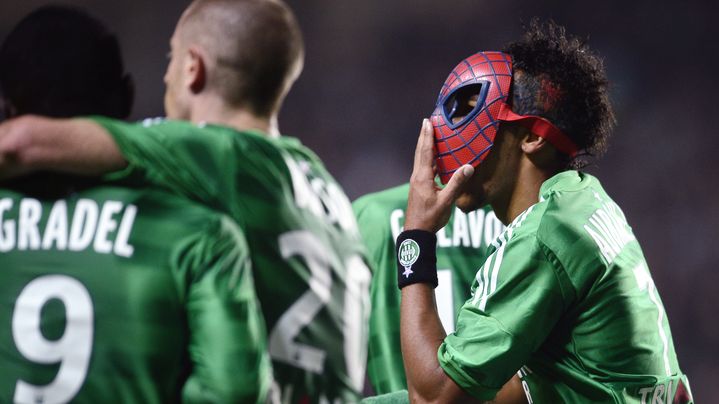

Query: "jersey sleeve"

xmin=437 ymin=233 xmax=575 ymax=401
xmin=90 ymin=117 xmax=236 ymax=215
xmin=353 ymin=197 xmax=408 ymax=394
xmin=172 ymin=215 xmax=272 ymax=403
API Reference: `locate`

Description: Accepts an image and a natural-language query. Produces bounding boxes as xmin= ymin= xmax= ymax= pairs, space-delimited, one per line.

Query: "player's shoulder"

xmin=194 ymin=213 xmax=247 ymax=256
xmin=92 ymin=116 xmax=246 ymax=156
xmin=497 ymin=171 xmax=606 ymax=256
xmin=133 ymin=117 xmax=278 ymax=148
xmin=171 ymin=197 xmax=244 ymax=246
xmin=534 ymin=171 xmax=609 ymax=237
xmin=138 ymin=117 xmax=228 ymax=135
xmin=169 ymin=204 xmax=246 ymax=274
xmin=94 ymin=116 xmax=207 ymax=135
xmin=275 ymin=135 xmax=320 ymax=161
xmin=168 ymin=212 xmax=248 ymax=303
xmin=274 ymin=134 xmax=344 ymax=184
xmin=516 ymin=171 xmax=621 ymax=279
xmin=352 ymin=183 xmax=410 ymax=217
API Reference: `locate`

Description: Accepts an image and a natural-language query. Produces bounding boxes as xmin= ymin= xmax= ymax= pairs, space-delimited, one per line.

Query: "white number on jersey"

xmin=12 ymin=275 xmax=94 ymax=404
xmin=269 ymin=230 xmax=371 ymax=391
xmin=633 ymin=262 xmax=672 ymax=377
xmin=435 ymin=269 xmax=455 ymax=334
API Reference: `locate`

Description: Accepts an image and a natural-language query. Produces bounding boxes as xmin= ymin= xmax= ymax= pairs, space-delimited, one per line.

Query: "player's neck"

xmin=188 ymin=97 xmax=280 ymax=137
xmin=496 ymin=157 xmax=556 ymax=224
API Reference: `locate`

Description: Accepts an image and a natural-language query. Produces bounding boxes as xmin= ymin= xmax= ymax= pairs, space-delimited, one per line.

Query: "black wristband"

xmin=396 ymin=229 xmax=438 ymax=289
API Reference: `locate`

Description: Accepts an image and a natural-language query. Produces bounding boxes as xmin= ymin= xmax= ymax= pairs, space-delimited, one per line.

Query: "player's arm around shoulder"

xmin=0 ymin=115 xmax=125 ymax=178
xmin=172 ymin=214 xmax=272 ymax=403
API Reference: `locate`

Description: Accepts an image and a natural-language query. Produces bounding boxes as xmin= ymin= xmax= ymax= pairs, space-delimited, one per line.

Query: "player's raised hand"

xmin=404 ymin=118 xmax=474 ymax=233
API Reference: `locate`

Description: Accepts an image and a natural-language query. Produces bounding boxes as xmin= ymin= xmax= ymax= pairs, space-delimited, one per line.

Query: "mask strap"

xmin=497 ymin=102 xmax=579 ymax=157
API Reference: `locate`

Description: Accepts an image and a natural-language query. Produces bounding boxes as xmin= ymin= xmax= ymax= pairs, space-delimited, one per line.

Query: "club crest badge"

xmin=398 ymin=239 xmax=420 ymax=278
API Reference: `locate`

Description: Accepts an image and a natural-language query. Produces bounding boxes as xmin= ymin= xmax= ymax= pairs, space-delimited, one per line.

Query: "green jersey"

xmin=353 ymin=183 xmax=503 ymax=394
xmin=0 ymin=179 xmax=271 ymax=403
xmin=92 ymin=117 xmax=372 ymax=403
xmin=437 ymin=171 xmax=692 ymax=403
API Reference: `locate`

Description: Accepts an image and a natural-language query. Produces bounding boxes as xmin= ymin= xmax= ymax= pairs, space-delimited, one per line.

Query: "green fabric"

xmin=353 ymin=183 xmax=502 ymax=394
xmin=90 ymin=117 xmax=371 ymax=403
xmin=0 ymin=185 xmax=270 ymax=403
xmin=438 ymin=171 xmax=691 ymax=403
xmin=360 ymin=390 xmax=410 ymax=404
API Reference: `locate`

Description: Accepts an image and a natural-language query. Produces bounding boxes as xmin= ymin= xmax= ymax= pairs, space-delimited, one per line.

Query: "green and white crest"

xmin=398 ymin=239 xmax=420 ymax=270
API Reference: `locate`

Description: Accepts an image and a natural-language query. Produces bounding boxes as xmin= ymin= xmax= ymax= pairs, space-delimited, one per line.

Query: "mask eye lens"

xmin=442 ymin=83 xmax=485 ymax=126
xmin=448 ymin=99 xmax=459 ymax=118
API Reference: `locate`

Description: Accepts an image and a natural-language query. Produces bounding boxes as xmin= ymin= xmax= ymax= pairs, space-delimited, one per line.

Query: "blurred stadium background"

xmin=1 ymin=0 xmax=716 ymax=401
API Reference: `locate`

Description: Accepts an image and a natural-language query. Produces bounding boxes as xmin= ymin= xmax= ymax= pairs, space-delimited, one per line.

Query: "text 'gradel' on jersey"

xmin=0 ymin=197 xmax=136 ymax=256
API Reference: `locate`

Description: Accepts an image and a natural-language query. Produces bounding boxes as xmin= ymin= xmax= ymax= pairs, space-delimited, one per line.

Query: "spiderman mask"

xmin=431 ymin=51 xmax=578 ymax=184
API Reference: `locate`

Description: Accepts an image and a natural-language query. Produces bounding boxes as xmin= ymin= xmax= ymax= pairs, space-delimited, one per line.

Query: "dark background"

xmin=1 ymin=0 xmax=716 ymax=400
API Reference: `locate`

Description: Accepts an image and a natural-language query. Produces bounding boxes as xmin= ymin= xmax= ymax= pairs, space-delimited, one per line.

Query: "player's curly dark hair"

xmin=504 ymin=19 xmax=615 ymax=168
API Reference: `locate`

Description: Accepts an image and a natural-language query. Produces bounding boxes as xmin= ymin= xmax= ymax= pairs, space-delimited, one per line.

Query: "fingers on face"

xmin=412 ymin=119 xmax=437 ymax=180
xmin=412 ymin=119 xmax=429 ymax=164
xmin=439 ymin=164 xmax=474 ymax=205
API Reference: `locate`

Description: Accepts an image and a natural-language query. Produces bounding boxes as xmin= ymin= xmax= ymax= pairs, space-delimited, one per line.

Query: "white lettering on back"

xmin=94 ymin=201 xmax=123 ymax=254
xmin=468 ymin=209 xmax=485 ymax=248
xmin=484 ymin=211 xmax=503 ymax=247
xmin=388 ymin=207 xmax=504 ymax=248
xmin=437 ymin=226 xmax=451 ymax=247
xmin=0 ymin=198 xmax=15 ymax=252
xmin=584 ymin=201 xmax=635 ymax=264
xmin=452 ymin=210 xmax=470 ymax=247
xmin=652 ymin=384 xmax=665 ymax=403
xmin=639 ymin=387 xmax=652 ymax=404
xmin=286 ymin=156 xmax=324 ymax=217
xmin=390 ymin=209 xmax=403 ymax=241
xmin=0 ymin=197 xmax=136 ymax=256
xmin=18 ymin=198 xmax=42 ymax=250
xmin=113 ymin=205 xmax=137 ymax=257
xmin=42 ymin=200 xmax=68 ymax=250
xmin=285 ymin=154 xmax=358 ymax=235
xmin=69 ymin=199 xmax=99 ymax=251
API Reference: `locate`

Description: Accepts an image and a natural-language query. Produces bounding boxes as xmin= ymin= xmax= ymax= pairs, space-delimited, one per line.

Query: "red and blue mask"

xmin=431 ymin=51 xmax=578 ymax=184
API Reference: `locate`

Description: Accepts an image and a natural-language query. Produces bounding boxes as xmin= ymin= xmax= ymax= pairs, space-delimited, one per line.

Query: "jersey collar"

xmin=539 ymin=170 xmax=593 ymax=200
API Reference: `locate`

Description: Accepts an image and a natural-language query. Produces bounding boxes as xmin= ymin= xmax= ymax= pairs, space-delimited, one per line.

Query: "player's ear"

xmin=520 ymin=132 xmax=548 ymax=155
xmin=186 ymin=46 xmax=207 ymax=94
xmin=521 ymin=130 xmax=565 ymax=170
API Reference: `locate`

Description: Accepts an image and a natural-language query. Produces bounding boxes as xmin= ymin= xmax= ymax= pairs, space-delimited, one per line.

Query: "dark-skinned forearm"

xmin=400 ymin=283 xmax=479 ymax=403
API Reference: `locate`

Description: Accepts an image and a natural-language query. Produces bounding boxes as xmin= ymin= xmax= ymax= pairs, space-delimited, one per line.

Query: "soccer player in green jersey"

xmin=0 ymin=1 xmax=372 ymax=402
xmin=353 ymin=186 xmax=503 ymax=394
xmin=395 ymin=21 xmax=693 ymax=403
xmin=0 ymin=180 xmax=271 ymax=403
xmin=0 ymin=6 xmax=271 ymax=403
